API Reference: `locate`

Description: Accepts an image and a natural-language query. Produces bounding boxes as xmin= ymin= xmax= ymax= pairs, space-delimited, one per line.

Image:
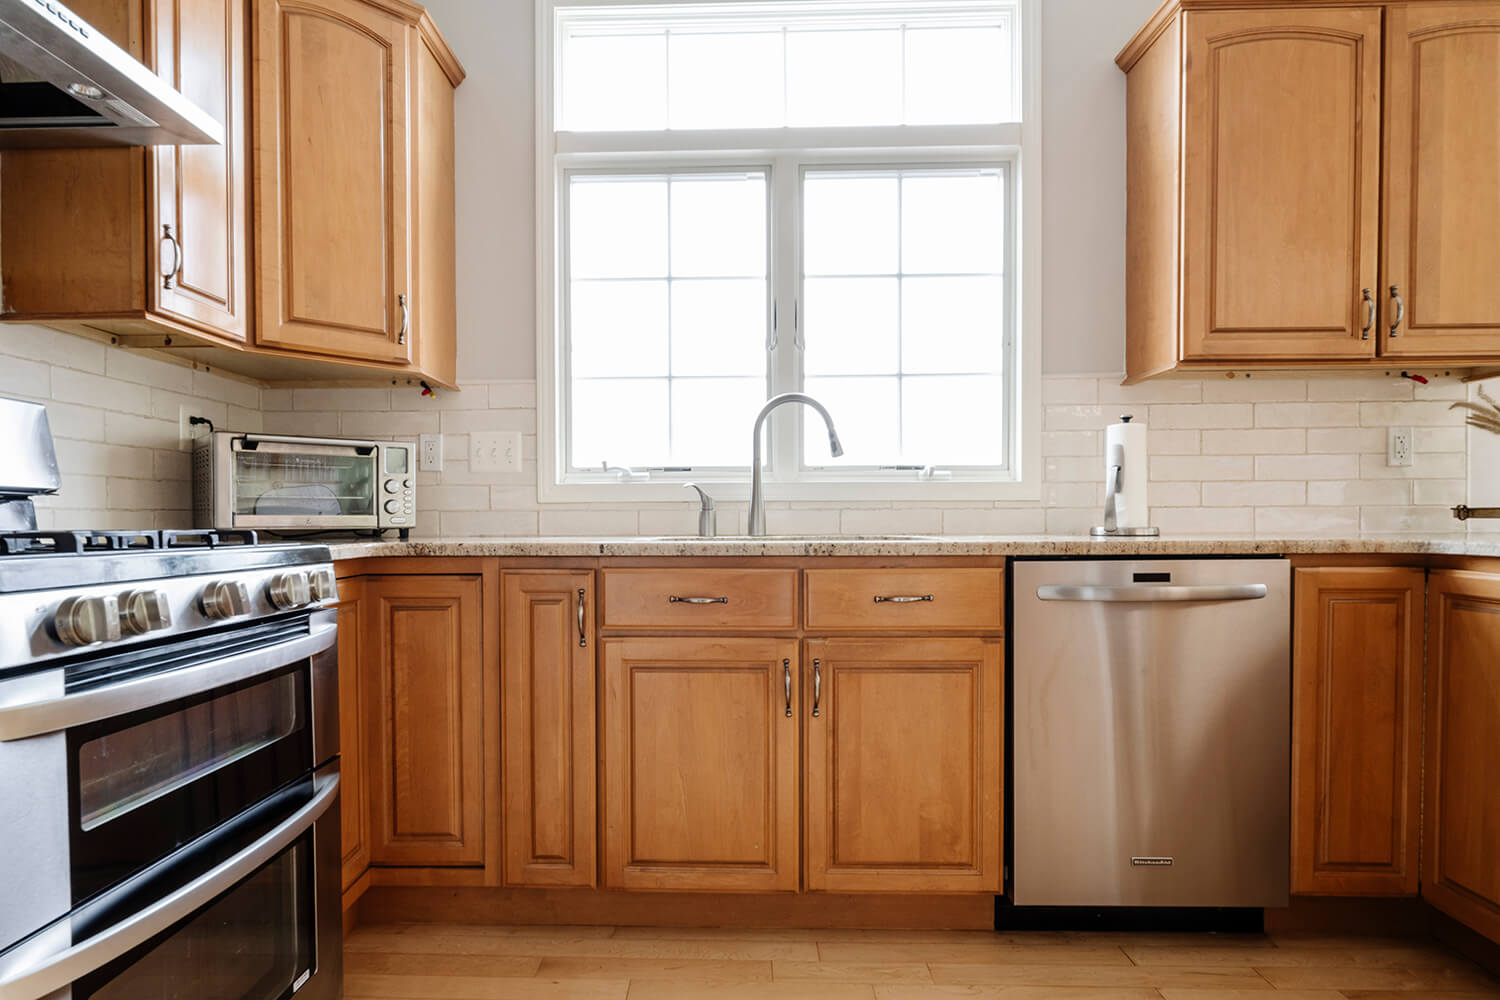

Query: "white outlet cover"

xmin=419 ymin=433 xmax=443 ymax=472
xmin=1388 ymin=426 xmax=1414 ymax=467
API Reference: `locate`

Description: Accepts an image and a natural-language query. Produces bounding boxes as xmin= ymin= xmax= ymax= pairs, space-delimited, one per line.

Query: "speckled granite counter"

xmin=324 ymin=534 xmax=1500 ymax=561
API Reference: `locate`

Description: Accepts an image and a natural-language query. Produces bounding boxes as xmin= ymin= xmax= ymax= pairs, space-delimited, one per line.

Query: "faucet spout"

xmin=749 ymin=393 xmax=842 ymax=537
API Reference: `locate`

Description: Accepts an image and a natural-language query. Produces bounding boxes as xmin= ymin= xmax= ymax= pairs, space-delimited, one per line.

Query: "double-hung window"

xmin=537 ymin=0 xmax=1040 ymax=501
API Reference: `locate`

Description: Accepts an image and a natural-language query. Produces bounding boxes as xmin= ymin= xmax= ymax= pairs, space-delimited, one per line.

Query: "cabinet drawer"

xmin=806 ymin=568 xmax=1004 ymax=632
xmin=601 ymin=568 xmax=798 ymax=630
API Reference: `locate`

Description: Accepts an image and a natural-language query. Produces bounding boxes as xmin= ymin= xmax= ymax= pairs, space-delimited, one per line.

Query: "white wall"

xmin=421 ymin=0 xmax=1162 ymax=379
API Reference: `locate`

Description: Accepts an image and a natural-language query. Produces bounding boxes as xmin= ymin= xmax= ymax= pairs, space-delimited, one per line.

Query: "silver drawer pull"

xmin=1036 ymin=584 xmax=1267 ymax=603
xmin=873 ymin=594 xmax=934 ymax=604
xmin=669 ymin=596 xmax=729 ymax=604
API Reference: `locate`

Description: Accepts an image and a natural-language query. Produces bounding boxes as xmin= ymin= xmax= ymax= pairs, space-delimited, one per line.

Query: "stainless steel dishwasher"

xmin=1012 ymin=558 xmax=1291 ymax=908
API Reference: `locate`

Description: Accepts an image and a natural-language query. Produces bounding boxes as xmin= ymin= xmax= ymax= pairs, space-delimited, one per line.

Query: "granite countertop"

xmin=324 ymin=534 xmax=1500 ymax=561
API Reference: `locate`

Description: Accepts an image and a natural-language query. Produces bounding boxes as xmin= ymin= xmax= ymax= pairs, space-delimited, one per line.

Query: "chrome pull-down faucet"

xmin=748 ymin=393 xmax=843 ymax=537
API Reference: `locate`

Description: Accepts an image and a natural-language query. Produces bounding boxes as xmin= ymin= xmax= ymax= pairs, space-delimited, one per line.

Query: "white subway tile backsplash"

xmin=1255 ymin=506 xmax=1360 ymax=536
xmin=1149 ymin=455 xmax=1255 ymax=481
xmin=1149 ymin=403 xmax=1253 ymax=429
xmin=106 ymin=350 xmax=195 ymax=394
xmin=1360 ymin=506 xmax=1463 ymax=534
xmin=1200 ymin=429 xmax=1305 ymax=455
xmin=1097 ymin=380 xmax=1202 ymax=405
xmin=1306 ymin=427 xmax=1386 ymax=454
xmin=0 ymin=356 xmax=50 ymax=398
xmin=1201 ymin=481 xmax=1306 ymax=507
xmin=1041 ymin=431 xmax=1100 ymax=456
xmin=1153 ymin=506 xmax=1254 ymax=534
xmin=1044 ymin=405 xmax=1114 ymax=430
xmin=1255 ymin=454 xmax=1360 ymax=481
xmin=1307 ymin=378 xmax=1412 ymax=402
xmin=1412 ymin=479 xmax=1466 ymax=506
xmin=53 ymin=368 xmax=152 ymax=415
xmin=1359 ymin=400 xmax=1464 ymax=427
xmin=1306 ymin=479 xmax=1412 ymax=507
xmin=1041 ymin=377 xmax=1098 ymax=405
xmin=1359 ymin=452 xmax=1467 ymax=479
xmin=1255 ymin=402 xmax=1361 ymax=428
xmin=942 ymin=507 xmax=1048 ymax=535
xmin=1200 ymin=378 xmax=1307 ymax=402
xmin=1147 ymin=430 xmax=1201 ymax=455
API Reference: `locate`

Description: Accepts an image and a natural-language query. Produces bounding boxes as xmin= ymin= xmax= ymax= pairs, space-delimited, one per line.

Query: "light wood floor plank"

xmin=1129 ymin=946 xmax=1487 ymax=968
xmin=819 ymin=943 xmax=1132 ymax=966
xmin=873 ymin=986 xmax=1165 ymax=1000
xmin=345 ymin=953 xmax=544 ymax=978
xmin=1259 ymin=968 xmax=1498 ymax=991
xmin=772 ymin=960 xmax=935 ymax=984
xmin=343 ymin=974 xmax=629 ymax=999
xmin=1338 ymin=991 xmax=1500 ymax=999
xmin=351 ymin=930 xmax=817 ymax=962
xmin=624 ymin=981 xmax=877 ymax=999
xmin=536 ymin=958 xmax=775 ymax=983
xmin=927 ymin=964 xmax=1273 ymax=989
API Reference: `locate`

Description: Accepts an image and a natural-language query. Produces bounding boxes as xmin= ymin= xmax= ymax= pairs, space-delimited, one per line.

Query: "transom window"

xmin=539 ymin=0 xmax=1039 ymax=501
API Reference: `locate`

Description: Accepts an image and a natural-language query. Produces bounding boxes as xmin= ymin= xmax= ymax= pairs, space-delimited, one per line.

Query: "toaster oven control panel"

xmin=380 ymin=476 xmax=414 ymax=526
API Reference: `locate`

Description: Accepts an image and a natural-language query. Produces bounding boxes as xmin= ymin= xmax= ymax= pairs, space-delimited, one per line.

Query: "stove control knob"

xmin=267 ymin=571 xmax=312 ymax=610
xmin=308 ymin=568 xmax=338 ymax=603
xmin=55 ymin=595 xmax=121 ymax=646
xmin=119 ymin=589 xmax=171 ymax=635
xmin=202 ymin=579 xmax=250 ymax=619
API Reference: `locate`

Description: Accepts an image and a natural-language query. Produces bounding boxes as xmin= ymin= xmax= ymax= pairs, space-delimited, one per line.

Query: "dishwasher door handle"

xmin=1036 ymin=583 xmax=1268 ymax=603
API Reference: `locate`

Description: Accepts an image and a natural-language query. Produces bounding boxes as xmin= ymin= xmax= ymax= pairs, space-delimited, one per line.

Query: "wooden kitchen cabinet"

xmin=1 ymin=0 xmax=251 ymax=344
xmin=334 ymin=575 xmax=370 ymax=894
xmin=1290 ymin=567 xmax=1424 ymax=896
xmin=601 ymin=636 xmax=800 ymax=892
xmin=803 ymin=638 xmax=1004 ymax=893
xmin=364 ymin=572 xmax=486 ymax=867
xmin=501 ymin=571 xmax=596 ymax=887
xmin=1423 ymin=570 xmax=1500 ymax=943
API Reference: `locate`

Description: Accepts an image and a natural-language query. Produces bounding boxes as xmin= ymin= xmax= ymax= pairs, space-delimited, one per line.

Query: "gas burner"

xmin=0 ymin=529 xmax=259 ymax=556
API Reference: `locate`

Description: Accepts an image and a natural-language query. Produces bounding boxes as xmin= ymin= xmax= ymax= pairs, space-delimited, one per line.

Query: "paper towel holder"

xmin=1090 ymin=415 xmax=1160 ymax=538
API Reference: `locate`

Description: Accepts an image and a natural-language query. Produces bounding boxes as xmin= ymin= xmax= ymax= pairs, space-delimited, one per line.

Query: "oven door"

xmin=0 ymin=762 xmax=341 ymax=1000
xmin=228 ymin=437 xmax=380 ymax=530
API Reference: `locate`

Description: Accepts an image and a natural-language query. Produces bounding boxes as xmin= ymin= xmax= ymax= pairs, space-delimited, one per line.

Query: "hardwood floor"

xmin=343 ymin=924 xmax=1500 ymax=999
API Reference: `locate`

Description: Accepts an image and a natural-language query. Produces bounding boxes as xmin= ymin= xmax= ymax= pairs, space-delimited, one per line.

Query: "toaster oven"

xmin=194 ymin=433 xmax=416 ymax=536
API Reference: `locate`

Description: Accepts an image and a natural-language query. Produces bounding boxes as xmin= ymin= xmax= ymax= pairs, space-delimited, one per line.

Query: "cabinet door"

xmin=334 ymin=577 xmax=368 ymax=892
xmin=1424 ymin=571 xmax=1500 ymax=942
xmin=151 ymin=0 xmax=250 ymax=341
xmin=804 ymin=638 xmax=1003 ymax=893
xmin=601 ymin=637 xmax=799 ymax=892
xmin=501 ymin=572 xmax=595 ymax=887
xmin=1291 ymin=568 xmax=1424 ymax=896
xmin=1381 ymin=5 xmax=1500 ymax=359
xmin=1180 ymin=8 xmax=1382 ymax=361
xmin=253 ymin=0 xmax=412 ymax=364
xmin=365 ymin=574 xmax=484 ymax=866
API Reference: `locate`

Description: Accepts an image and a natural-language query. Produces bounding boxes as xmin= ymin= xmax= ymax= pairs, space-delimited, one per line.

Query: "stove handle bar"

xmin=0 ymin=768 xmax=338 ymax=1000
xmin=0 ymin=621 xmax=337 ymax=742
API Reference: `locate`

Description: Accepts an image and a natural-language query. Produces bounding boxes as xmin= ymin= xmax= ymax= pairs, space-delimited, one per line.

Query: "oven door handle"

xmin=0 ymin=768 xmax=338 ymax=1000
xmin=0 ymin=621 xmax=338 ymax=742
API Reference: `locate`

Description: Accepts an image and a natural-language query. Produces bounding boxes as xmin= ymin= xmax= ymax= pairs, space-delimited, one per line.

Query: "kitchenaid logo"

xmin=1130 ymin=857 xmax=1174 ymax=867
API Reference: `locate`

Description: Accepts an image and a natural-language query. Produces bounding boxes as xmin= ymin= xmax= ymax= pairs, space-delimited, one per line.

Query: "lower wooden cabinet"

xmin=1424 ymin=570 xmax=1500 ymax=942
xmin=601 ymin=636 xmax=800 ymax=892
xmin=501 ymin=571 xmax=595 ymax=887
xmin=804 ymin=638 xmax=1004 ymax=893
xmin=1291 ymin=567 xmax=1424 ymax=896
xmin=364 ymin=573 xmax=487 ymax=867
xmin=334 ymin=577 xmax=369 ymax=892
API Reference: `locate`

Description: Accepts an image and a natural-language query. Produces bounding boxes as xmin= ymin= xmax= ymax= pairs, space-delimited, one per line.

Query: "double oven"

xmin=0 ymin=535 xmax=342 ymax=1000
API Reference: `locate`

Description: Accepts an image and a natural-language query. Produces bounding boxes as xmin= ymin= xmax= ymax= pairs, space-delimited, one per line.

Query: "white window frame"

xmin=535 ymin=0 xmax=1042 ymax=503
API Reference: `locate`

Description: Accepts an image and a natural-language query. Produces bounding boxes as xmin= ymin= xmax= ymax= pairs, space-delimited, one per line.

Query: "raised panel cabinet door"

xmin=151 ymin=0 xmax=250 ymax=341
xmin=501 ymin=572 xmax=595 ymax=887
xmin=1381 ymin=5 xmax=1500 ymax=359
xmin=334 ymin=578 xmax=369 ymax=891
xmin=365 ymin=574 xmax=484 ymax=866
xmin=1291 ymin=568 xmax=1424 ymax=896
xmin=601 ymin=637 xmax=799 ymax=892
xmin=253 ymin=0 xmax=412 ymax=363
xmin=804 ymin=638 xmax=1003 ymax=893
xmin=1180 ymin=8 xmax=1382 ymax=361
xmin=1424 ymin=571 xmax=1500 ymax=943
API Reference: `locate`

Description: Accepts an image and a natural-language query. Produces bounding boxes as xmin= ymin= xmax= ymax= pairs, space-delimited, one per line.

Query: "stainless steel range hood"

xmin=0 ymin=0 xmax=222 ymax=147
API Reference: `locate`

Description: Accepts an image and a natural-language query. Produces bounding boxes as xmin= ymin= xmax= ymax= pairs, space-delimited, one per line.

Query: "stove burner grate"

xmin=0 ymin=529 xmax=258 ymax=556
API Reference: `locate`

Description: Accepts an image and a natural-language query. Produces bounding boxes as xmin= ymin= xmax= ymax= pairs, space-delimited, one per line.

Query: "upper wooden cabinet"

xmin=1120 ymin=1 xmax=1500 ymax=380
xmin=1 ymin=0 xmax=251 ymax=344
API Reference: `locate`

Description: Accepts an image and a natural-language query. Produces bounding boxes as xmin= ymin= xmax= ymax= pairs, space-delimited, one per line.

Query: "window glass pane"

xmin=561 ymin=33 xmax=667 ymax=130
xmin=786 ymin=29 xmax=902 ymax=126
xmin=804 ymin=175 xmax=899 ymax=276
xmin=803 ymin=277 xmax=899 ymax=376
xmin=901 ymin=276 xmax=1005 ymax=375
xmin=671 ymin=279 xmax=767 ymax=377
xmin=571 ymin=280 xmax=668 ymax=378
xmin=904 ymin=27 xmax=1011 ymax=125
xmin=803 ymin=376 xmax=900 ymax=466
xmin=671 ymin=378 xmax=764 ymax=466
xmin=671 ymin=175 xmax=767 ymax=277
xmin=669 ymin=31 xmax=784 ymax=129
xmin=901 ymin=172 xmax=1006 ymax=275
xmin=902 ymin=375 xmax=1007 ymax=466
xmin=572 ymin=378 xmax=669 ymax=468
xmin=569 ymin=178 xmax=668 ymax=278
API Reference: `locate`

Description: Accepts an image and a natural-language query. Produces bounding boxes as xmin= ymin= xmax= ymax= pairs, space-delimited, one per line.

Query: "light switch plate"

xmin=419 ymin=433 xmax=443 ymax=472
xmin=471 ymin=431 xmax=522 ymax=473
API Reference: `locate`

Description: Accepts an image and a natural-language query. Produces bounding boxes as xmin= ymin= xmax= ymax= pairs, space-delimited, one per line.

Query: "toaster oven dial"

xmin=383 ymin=478 xmax=400 ymax=494
xmin=202 ymin=579 xmax=250 ymax=620
xmin=267 ymin=571 xmax=313 ymax=610
xmin=119 ymin=589 xmax=171 ymax=635
xmin=55 ymin=595 xmax=122 ymax=646
xmin=383 ymin=499 xmax=400 ymax=514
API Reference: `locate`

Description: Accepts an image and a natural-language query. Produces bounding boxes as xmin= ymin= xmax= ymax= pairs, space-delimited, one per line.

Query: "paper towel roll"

xmin=1104 ymin=416 xmax=1149 ymax=530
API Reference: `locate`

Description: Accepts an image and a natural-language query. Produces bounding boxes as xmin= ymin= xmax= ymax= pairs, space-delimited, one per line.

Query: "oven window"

xmin=233 ymin=448 xmax=375 ymax=517
xmin=78 ymin=673 xmax=300 ymax=831
xmin=76 ymin=836 xmax=315 ymax=1000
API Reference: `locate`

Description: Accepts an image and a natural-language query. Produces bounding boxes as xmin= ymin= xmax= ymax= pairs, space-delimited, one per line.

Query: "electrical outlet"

xmin=419 ymin=433 xmax=443 ymax=472
xmin=178 ymin=405 xmax=197 ymax=452
xmin=1388 ymin=426 xmax=1414 ymax=467
xmin=471 ymin=431 xmax=522 ymax=473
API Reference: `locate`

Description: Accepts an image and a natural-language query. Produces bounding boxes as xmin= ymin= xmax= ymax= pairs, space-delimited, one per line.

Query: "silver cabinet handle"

xmin=1361 ymin=288 xmax=1374 ymax=340
xmin=783 ymin=658 xmax=792 ymax=718
xmin=0 ymin=767 xmax=338 ymax=998
xmin=1389 ymin=285 xmax=1405 ymax=337
xmin=397 ymin=293 xmax=409 ymax=346
xmin=1036 ymin=584 xmax=1268 ymax=603
xmin=577 ymin=588 xmax=587 ymax=648
xmin=0 ymin=622 xmax=337 ymax=741
xmin=669 ymin=596 xmax=728 ymax=604
xmin=812 ymin=658 xmax=822 ymax=718
xmin=160 ymin=224 xmax=183 ymax=289
xmin=873 ymin=594 xmax=934 ymax=604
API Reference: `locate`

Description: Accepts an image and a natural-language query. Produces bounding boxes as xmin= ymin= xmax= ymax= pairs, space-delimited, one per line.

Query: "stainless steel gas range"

xmin=0 ymin=399 xmax=343 ymax=1000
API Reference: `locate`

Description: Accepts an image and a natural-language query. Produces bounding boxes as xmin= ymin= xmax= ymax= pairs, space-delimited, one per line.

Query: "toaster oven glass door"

xmin=232 ymin=447 xmax=376 ymax=519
